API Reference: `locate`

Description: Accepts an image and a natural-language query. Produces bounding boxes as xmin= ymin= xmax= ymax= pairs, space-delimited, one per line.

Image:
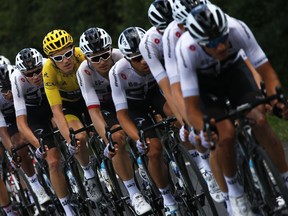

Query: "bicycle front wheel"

xmin=253 ymin=145 xmax=288 ymax=214
xmin=172 ymin=144 xmax=219 ymax=216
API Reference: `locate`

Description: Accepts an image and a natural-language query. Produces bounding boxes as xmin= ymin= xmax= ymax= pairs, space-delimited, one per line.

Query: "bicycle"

xmin=8 ymin=144 xmax=44 ymax=216
xmin=63 ymin=126 xmax=101 ymax=216
xmin=87 ymin=124 xmax=136 ymax=216
xmin=206 ymin=87 xmax=288 ymax=215
xmin=135 ymin=117 xmax=219 ymax=215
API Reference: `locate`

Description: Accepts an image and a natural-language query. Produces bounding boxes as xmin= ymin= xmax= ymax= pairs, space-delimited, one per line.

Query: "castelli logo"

xmin=121 ymin=73 xmax=127 ymax=80
xmin=176 ymin=32 xmax=181 ymax=38
xmin=189 ymin=45 xmax=196 ymax=51
xmin=21 ymin=78 xmax=25 ymax=82
xmin=84 ymin=70 xmax=91 ymax=75
xmin=154 ymin=38 xmax=160 ymax=44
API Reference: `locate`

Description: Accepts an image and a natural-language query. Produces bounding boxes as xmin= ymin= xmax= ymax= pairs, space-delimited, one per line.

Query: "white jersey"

xmin=11 ymin=59 xmax=48 ymax=117
xmin=77 ymin=49 xmax=123 ymax=108
xmin=162 ymin=21 xmax=184 ymax=85
xmin=109 ymin=58 xmax=157 ymax=111
xmin=177 ymin=16 xmax=268 ymax=98
xmin=139 ymin=26 xmax=166 ymax=83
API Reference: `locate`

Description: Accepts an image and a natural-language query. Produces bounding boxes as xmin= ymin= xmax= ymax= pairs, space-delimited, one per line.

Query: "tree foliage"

xmin=0 ymin=0 xmax=287 ymax=87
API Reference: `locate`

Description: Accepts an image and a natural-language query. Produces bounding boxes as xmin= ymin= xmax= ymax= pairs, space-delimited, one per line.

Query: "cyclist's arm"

xmin=88 ymin=107 xmax=108 ymax=143
xmin=256 ymin=61 xmax=281 ymax=96
xmin=50 ymin=104 xmax=71 ymax=143
xmin=171 ymin=82 xmax=189 ymax=124
xmin=184 ymin=96 xmax=204 ymax=131
xmin=0 ymin=127 xmax=13 ymax=152
xmin=117 ymin=109 xmax=139 ymax=142
xmin=16 ymin=115 xmax=40 ymax=148
xmin=158 ymin=77 xmax=183 ymax=124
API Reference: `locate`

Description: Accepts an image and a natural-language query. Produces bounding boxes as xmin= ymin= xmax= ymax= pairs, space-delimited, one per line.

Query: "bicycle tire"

xmin=236 ymin=141 xmax=268 ymax=215
xmin=16 ymin=168 xmax=45 ymax=216
xmin=35 ymin=161 xmax=66 ymax=216
xmin=104 ymin=159 xmax=136 ymax=216
xmin=7 ymin=172 xmax=32 ymax=215
xmin=128 ymin=143 xmax=163 ymax=215
xmin=253 ymin=145 xmax=288 ymax=213
xmin=172 ymin=144 xmax=219 ymax=216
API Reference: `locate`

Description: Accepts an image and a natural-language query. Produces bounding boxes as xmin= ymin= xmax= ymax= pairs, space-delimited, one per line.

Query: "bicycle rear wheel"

xmin=171 ymin=144 xmax=219 ymax=216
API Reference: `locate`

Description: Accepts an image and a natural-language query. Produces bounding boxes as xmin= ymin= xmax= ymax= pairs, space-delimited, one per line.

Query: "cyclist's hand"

xmin=103 ymin=143 xmax=117 ymax=159
xmin=136 ymin=139 xmax=149 ymax=154
xmin=188 ymin=129 xmax=197 ymax=145
xmin=179 ymin=125 xmax=189 ymax=142
xmin=35 ymin=145 xmax=48 ymax=159
xmin=189 ymin=130 xmax=209 ymax=149
xmin=272 ymin=102 xmax=288 ymax=119
xmin=67 ymin=140 xmax=80 ymax=155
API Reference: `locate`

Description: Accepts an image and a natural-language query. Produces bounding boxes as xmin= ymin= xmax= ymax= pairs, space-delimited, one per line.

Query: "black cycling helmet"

xmin=0 ymin=64 xmax=15 ymax=91
xmin=148 ymin=0 xmax=173 ymax=33
xmin=15 ymin=48 xmax=43 ymax=73
xmin=186 ymin=4 xmax=228 ymax=44
xmin=79 ymin=27 xmax=112 ymax=55
xmin=118 ymin=27 xmax=146 ymax=57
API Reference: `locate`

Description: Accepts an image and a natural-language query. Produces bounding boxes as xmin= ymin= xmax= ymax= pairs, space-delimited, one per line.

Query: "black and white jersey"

xmin=76 ymin=49 xmax=123 ymax=108
xmin=109 ymin=58 xmax=157 ymax=111
xmin=177 ymin=16 xmax=267 ymax=98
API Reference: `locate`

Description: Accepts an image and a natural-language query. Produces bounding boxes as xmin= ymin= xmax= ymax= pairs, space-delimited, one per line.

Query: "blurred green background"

xmin=1 ymin=0 xmax=288 ymax=140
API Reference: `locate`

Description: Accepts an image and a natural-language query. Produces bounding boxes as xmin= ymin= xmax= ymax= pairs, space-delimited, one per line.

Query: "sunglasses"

xmin=87 ymin=50 xmax=111 ymax=63
xmin=50 ymin=48 xmax=74 ymax=62
xmin=200 ymin=34 xmax=229 ymax=48
xmin=23 ymin=68 xmax=42 ymax=78
xmin=126 ymin=54 xmax=143 ymax=63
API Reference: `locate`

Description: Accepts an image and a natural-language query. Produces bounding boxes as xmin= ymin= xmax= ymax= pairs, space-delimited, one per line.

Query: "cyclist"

xmin=110 ymin=26 xmax=181 ymax=216
xmin=0 ymin=60 xmax=51 ymax=213
xmin=155 ymin=0 xmax=224 ymax=202
xmin=177 ymin=3 xmax=288 ymax=215
xmin=42 ymin=29 xmax=103 ymax=203
xmin=77 ymin=27 xmax=152 ymax=215
xmin=139 ymin=0 xmax=182 ymax=123
xmin=13 ymin=48 xmax=76 ymax=215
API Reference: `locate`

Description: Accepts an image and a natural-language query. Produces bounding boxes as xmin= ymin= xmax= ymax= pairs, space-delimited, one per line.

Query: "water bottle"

xmin=249 ymin=159 xmax=260 ymax=189
xmin=100 ymin=161 xmax=112 ymax=193
xmin=137 ymin=156 xmax=149 ymax=183
xmin=170 ymin=160 xmax=183 ymax=188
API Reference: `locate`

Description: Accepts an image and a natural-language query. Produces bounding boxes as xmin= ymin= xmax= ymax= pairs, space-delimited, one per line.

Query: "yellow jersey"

xmin=42 ymin=47 xmax=85 ymax=106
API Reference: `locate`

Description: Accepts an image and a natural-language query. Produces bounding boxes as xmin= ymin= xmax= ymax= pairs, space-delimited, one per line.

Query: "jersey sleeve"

xmin=42 ymin=59 xmax=62 ymax=106
xmin=109 ymin=62 xmax=128 ymax=111
xmin=139 ymin=29 xmax=167 ymax=83
xmin=11 ymin=71 xmax=28 ymax=116
xmin=176 ymin=36 xmax=200 ymax=98
xmin=163 ymin=23 xmax=182 ymax=85
xmin=77 ymin=62 xmax=100 ymax=109
xmin=229 ymin=17 xmax=268 ymax=68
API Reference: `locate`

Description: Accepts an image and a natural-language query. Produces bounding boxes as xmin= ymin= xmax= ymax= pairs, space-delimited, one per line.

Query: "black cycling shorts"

xmin=26 ymin=98 xmax=56 ymax=149
xmin=62 ymin=96 xmax=92 ymax=126
xmin=127 ymin=85 xmax=167 ymax=138
xmin=197 ymin=57 xmax=262 ymax=119
xmin=100 ymin=101 xmax=119 ymax=128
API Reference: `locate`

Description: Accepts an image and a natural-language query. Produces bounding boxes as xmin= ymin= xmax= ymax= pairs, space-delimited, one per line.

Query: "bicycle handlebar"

xmin=136 ymin=116 xmax=177 ymax=150
xmin=105 ymin=125 xmax=122 ymax=152
xmin=215 ymin=86 xmax=286 ymax=122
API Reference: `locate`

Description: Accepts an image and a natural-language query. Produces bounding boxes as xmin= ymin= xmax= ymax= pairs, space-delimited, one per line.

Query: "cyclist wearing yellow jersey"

xmin=42 ymin=29 xmax=102 ymax=202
